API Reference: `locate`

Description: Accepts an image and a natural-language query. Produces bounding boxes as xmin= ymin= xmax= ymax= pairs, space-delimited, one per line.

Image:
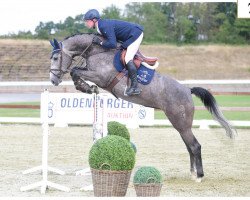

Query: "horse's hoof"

xmin=190 ymin=172 xmax=197 ymax=181
xmin=195 ymin=177 xmax=202 ymax=183
xmin=92 ymin=85 xmax=99 ymax=94
xmin=190 ymin=172 xmax=202 ymax=182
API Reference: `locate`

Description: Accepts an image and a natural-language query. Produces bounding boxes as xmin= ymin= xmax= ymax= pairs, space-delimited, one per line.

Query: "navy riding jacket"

xmin=97 ymin=19 xmax=144 ymax=49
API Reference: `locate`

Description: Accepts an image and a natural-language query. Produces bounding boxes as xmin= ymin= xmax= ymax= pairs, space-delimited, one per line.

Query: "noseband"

xmin=50 ymin=41 xmax=92 ymax=79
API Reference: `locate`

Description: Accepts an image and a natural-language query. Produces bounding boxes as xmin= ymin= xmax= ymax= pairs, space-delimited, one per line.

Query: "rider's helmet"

xmin=83 ymin=9 xmax=100 ymax=20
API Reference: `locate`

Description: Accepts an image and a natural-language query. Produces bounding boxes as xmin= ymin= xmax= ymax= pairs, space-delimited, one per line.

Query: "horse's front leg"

xmin=70 ymin=67 xmax=99 ymax=94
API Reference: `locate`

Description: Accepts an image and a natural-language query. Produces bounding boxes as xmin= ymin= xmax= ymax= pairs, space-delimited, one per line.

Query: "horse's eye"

xmin=53 ymin=57 xmax=58 ymax=61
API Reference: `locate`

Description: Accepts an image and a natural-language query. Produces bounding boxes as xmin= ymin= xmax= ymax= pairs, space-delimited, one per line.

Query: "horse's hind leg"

xmin=179 ymin=129 xmax=204 ymax=182
xmin=181 ymin=137 xmax=197 ymax=179
xmin=165 ymin=106 xmax=204 ymax=182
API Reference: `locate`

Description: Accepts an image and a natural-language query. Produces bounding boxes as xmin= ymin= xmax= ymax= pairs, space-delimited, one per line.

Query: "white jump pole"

xmin=20 ymin=89 xmax=70 ymax=194
xmin=77 ymin=93 xmax=108 ymax=191
xmin=101 ymin=94 xmax=108 ymax=138
xmin=93 ymin=93 xmax=108 ymax=142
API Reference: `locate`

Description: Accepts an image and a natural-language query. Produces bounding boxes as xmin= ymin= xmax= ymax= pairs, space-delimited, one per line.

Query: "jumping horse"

xmin=49 ymin=33 xmax=236 ymax=182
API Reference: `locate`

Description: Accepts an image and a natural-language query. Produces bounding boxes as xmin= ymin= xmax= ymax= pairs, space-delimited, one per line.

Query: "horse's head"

xmin=49 ymin=38 xmax=73 ymax=86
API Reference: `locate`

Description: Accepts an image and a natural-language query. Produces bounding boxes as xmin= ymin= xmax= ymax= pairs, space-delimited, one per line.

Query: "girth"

xmin=104 ymin=69 xmax=127 ymax=97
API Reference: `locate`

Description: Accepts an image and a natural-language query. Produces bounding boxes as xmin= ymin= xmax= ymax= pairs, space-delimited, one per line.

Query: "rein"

xmin=73 ymin=42 xmax=92 ymax=67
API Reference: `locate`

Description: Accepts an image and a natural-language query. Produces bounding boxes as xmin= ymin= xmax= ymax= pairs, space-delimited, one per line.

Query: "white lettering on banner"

xmin=60 ymin=98 xmax=93 ymax=108
xmin=58 ymin=97 xmax=133 ymax=109
xmin=107 ymin=112 xmax=134 ymax=119
xmin=107 ymin=98 xmax=133 ymax=109
xmin=138 ymin=106 xmax=147 ymax=119
xmin=44 ymin=93 xmax=154 ymax=126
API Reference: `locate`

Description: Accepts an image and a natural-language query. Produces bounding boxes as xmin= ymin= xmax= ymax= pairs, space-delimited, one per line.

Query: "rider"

xmin=83 ymin=9 xmax=143 ymax=96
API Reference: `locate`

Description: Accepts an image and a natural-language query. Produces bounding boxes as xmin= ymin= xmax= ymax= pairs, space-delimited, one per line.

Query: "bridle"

xmin=50 ymin=41 xmax=92 ymax=80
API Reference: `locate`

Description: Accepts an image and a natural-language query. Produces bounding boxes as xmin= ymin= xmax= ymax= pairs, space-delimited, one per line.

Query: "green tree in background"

xmin=1 ymin=2 xmax=249 ymax=44
xmin=35 ymin=21 xmax=55 ymax=39
xmin=234 ymin=19 xmax=250 ymax=41
xmin=12 ymin=31 xmax=33 ymax=39
xmin=124 ymin=3 xmax=167 ymax=43
xmin=102 ymin=4 xmax=123 ymax=20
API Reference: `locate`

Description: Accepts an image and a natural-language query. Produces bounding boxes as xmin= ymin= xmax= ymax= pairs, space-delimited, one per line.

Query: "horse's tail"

xmin=191 ymin=87 xmax=236 ymax=139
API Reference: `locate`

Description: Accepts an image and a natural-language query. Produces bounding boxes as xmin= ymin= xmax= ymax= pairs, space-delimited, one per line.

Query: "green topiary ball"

xmin=107 ymin=121 xmax=130 ymax=141
xmin=133 ymin=166 xmax=163 ymax=184
xmin=89 ymin=135 xmax=135 ymax=171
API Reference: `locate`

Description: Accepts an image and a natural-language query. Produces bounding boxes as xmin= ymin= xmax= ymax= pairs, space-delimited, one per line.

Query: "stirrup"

xmin=125 ymin=87 xmax=142 ymax=96
xmin=124 ymin=85 xmax=128 ymax=96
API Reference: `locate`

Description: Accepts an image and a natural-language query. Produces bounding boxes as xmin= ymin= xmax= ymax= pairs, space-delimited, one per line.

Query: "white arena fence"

xmin=0 ymin=79 xmax=250 ymax=86
xmin=0 ymin=80 xmax=250 ymax=128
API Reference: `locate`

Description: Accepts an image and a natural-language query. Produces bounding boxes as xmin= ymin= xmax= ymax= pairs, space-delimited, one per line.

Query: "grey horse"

xmin=49 ymin=33 xmax=236 ymax=182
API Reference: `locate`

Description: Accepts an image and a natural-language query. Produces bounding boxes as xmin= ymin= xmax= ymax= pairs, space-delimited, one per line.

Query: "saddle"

xmin=105 ymin=49 xmax=157 ymax=97
xmin=121 ymin=50 xmax=159 ymax=69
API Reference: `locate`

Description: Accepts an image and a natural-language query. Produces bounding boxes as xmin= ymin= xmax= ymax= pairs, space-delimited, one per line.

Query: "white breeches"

xmin=125 ymin=33 xmax=144 ymax=64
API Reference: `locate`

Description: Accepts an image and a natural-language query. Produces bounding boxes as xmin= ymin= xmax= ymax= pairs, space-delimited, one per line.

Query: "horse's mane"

xmin=61 ymin=32 xmax=122 ymax=48
xmin=63 ymin=32 xmax=95 ymax=41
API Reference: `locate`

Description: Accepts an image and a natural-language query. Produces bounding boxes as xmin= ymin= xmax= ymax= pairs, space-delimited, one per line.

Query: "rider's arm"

xmin=99 ymin=23 xmax=117 ymax=49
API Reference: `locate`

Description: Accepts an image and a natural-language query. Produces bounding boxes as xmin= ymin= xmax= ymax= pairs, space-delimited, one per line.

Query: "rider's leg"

xmin=125 ymin=33 xmax=143 ymax=96
xmin=126 ymin=61 xmax=141 ymax=95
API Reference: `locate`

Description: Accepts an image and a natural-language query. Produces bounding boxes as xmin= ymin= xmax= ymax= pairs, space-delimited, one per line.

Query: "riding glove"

xmin=92 ymin=36 xmax=102 ymax=45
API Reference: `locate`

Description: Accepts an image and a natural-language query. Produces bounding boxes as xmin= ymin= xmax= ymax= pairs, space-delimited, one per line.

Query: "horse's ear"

xmin=50 ymin=40 xmax=55 ymax=48
xmin=53 ymin=39 xmax=60 ymax=49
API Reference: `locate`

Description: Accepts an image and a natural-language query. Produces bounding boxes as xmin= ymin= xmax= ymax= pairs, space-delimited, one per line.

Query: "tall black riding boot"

xmin=125 ymin=60 xmax=142 ymax=96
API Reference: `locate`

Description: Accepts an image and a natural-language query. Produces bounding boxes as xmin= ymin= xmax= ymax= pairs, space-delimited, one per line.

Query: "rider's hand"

xmin=92 ymin=36 xmax=102 ymax=46
xmin=116 ymin=45 xmax=124 ymax=51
